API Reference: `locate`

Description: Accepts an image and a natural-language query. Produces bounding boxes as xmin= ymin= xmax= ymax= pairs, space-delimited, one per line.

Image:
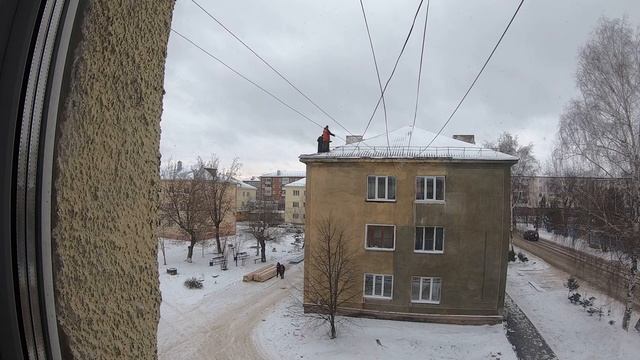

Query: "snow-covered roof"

xmin=300 ymin=126 xmax=518 ymax=162
xmin=284 ymin=178 xmax=306 ymax=187
xmin=229 ymin=178 xmax=257 ymax=190
xmin=261 ymin=170 xmax=306 ymax=178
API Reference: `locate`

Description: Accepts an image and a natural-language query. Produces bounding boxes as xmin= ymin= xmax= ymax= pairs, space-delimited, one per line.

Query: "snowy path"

xmin=158 ymin=263 xmax=302 ymax=360
xmin=507 ymin=250 xmax=640 ymax=360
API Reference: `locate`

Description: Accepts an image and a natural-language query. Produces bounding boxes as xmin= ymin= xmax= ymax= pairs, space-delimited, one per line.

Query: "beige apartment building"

xmin=284 ymin=178 xmax=306 ymax=224
xmin=300 ymin=126 xmax=517 ymax=324
xmin=233 ymin=178 xmax=257 ymax=211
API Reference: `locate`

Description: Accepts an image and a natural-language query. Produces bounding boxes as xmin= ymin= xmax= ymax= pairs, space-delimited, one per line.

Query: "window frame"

xmin=292 ymin=201 xmax=299 ymax=208
xmin=415 ymin=176 xmax=446 ymax=203
xmin=414 ymin=226 xmax=445 ymax=254
xmin=363 ymin=273 xmax=394 ymax=299
xmin=293 ymin=190 xmax=300 ymax=196
xmin=366 ymin=175 xmax=397 ymax=202
xmin=411 ymin=277 xmax=442 ymax=304
xmin=364 ymin=224 xmax=396 ymax=251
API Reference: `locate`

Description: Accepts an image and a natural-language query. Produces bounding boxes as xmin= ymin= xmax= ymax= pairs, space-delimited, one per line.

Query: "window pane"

xmin=387 ymin=177 xmax=396 ymax=200
xmin=374 ymin=276 xmax=383 ymax=296
xmin=365 ymin=275 xmax=373 ymax=295
xmin=411 ymin=277 xmax=421 ymax=301
xmin=435 ymin=227 xmax=444 ymax=251
xmin=426 ymin=178 xmax=434 ymax=199
xmin=416 ymin=177 xmax=425 ymax=200
xmin=432 ymin=278 xmax=442 ymax=302
xmin=383 ymin=276 xmax=392 ymax=297
xmin=367 ymin=226 xmax=394 ymax=249
xmin=377 ymin=177 xmax=386 ymax=199
xmin=425 ymin=227 xmax=435 ymax=251
xmin=367 ymin=176 xmax=376 ymax=199
xmin=421 ymin=278 xmax=431 ymax=301
xmin=415 ymin=227 xmax=424 ymax=251
xmin=436 ymin=177 xmax=445 ymax=200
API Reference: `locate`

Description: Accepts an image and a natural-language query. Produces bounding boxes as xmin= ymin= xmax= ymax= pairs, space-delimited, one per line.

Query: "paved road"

xmin=158 ymin=263 xmax=303 ymax=360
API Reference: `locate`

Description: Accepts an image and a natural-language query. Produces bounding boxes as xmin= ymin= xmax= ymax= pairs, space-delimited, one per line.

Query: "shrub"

xmin=580 ymin=296 xmax=596 ymax=309
xmin=517 ymin=252 xmax=529 ymax=262
xmin=564 ymin=277 xmax=580 ymax=293
xmin=508 ymin=248 xmax=516 ymax=262
xmin=568 ymin=293 xmax=582 ymax=304
xmin=184 ymin=277 xmax=203 ymax=289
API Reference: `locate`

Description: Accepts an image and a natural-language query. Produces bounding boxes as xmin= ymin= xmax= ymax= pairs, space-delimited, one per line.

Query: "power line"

xmin=408 ymin=0 xmax=430 ymax=147
xmin=423 ymin=0 xmax=525 ymax=150
xmin=170 ymin=28 xmax=346 ymax=141
xmin=359 ymin=0 xmax=390 ymax=147
xmin=191 ymin=0 xmax=353 ymax=135
xmin=362 ymin=0 xmax=425 ymax=138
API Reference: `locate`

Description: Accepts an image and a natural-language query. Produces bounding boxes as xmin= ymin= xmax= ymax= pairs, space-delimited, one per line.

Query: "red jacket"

xmin=322 ymin=128 xmax=334 ymax=142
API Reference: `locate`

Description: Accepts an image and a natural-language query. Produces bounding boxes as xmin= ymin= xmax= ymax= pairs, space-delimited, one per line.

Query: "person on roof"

xmin=321 ymin=126 xmax=335 ymax=152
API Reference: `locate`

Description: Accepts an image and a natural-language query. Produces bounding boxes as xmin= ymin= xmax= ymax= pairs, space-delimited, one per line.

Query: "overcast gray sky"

xmin=160 ymin=0 xmax=640 ymax=178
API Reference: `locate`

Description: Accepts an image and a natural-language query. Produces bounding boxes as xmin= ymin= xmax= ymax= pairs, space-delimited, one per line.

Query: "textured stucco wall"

xmin=52 ymin=1 xmax=174 ymax=358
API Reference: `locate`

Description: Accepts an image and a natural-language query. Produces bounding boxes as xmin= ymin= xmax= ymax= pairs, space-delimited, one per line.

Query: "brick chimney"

xmin=453 ymin=135 xmax=475 ymax=144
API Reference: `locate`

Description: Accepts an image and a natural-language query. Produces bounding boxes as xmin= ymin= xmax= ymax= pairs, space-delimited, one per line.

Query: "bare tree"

xmin=306 ymin=217 xmax=357 ymax=339
xmin=486 ymin=132 xmax=540 ymax=239
xmin=200 ymin=156 xmax=241 ymax=254
xmin=247 ymin=200 xmax=280 ymax=262
xmin=159 ymin=160 xmax=210 ymax=262
xmin=555 ymin=17 xmax=639 ymax=331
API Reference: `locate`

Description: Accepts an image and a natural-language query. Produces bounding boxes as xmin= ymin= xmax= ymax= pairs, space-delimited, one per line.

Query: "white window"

xmin=411 ymin=277 xmax=441 ymax=304
xmin=292 ymin=202 xmax=299 ymax=208
xmin=367 ymin=175 xmax=396 ymax=201
xmin=293 ymin=190 xmax=300 ymax=196
xmin=364 ymin=273 xmax=393 ymax=299
xmin=415 ymin=227 xmax=444 ymax=253
xmin=416 ymin=176 xmax=445 ymax=202
xmin=365 ymin=225 xmax=395 ymax=250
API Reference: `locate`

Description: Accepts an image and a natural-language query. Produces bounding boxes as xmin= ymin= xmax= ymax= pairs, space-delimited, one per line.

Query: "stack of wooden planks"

xmin=242 ymin=264 xmax=277 ymax=282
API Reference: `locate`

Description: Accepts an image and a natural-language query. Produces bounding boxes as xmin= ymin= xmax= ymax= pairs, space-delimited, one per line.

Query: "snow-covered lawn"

xmin=157 ymin=225 xmax=303 ymax=359
xmin=255 ymin=290 xmax=517 ymax=360
xmin=507 ymin=249 xmax=640 ymax=360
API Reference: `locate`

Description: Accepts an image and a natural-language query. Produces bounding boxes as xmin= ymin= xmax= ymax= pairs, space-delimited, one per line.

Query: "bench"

xmin=253 ymin=257 xmax=262 ymax=264
xmin=242 ymin=264 xmax=277 ymax=282
xmin=209 ymin=256 xmax=226 ymax=266
xmin=236 ymin=253 xmax=249 ymax=266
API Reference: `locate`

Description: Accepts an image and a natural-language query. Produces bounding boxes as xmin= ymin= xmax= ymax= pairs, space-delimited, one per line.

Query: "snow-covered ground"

xmin=254 ymin=293 xmax=517 ymax=360
xmin=157 ymin=225 xmax=303 ymax=359
xmin=507 ymin=248 xmax=640 ymax=360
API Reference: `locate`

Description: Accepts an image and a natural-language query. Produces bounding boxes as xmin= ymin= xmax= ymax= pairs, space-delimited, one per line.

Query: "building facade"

xmin=284 ymin=178 xmax=306 ymax=224
xmin=300 ymin=126 xmax=517 ymax=324
xmin=259 ymin=170 xmax=305 ymax=210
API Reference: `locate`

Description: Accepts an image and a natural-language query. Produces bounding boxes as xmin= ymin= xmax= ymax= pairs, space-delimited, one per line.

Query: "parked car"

xmin=523 ymin=230 xmax=539 ymax=241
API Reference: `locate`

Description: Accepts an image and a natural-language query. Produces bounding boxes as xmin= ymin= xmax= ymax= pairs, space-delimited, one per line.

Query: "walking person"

xmin=276 ymin=262 xmax=281 ymax=278
xmin=322 ymin=125 xmax=335 ymax=152
xmin=280 ymin=263 xmax=285 ymax=279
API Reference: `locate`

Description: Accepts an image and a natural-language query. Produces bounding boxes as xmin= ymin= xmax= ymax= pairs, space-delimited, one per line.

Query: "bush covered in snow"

xmin=517 ymin=252 xmax=529 ymax=262
xmin=184 ymin=277 xmax=203 ymax=289
xmin=508 ymin=248 xmax=516 ymax=262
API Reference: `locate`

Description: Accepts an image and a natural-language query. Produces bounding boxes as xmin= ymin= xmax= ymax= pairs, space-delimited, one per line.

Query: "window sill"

xmin=414 ymin=250 xmax=444 ymax=254
xmin=365 ymin=247 xmax=395 ymax=252
xmin=411 ymin=300 xmax=440 ymax=304
xmin=364 ymin=295 xmax=393 ymax=300
xmin=366 ymin=199 xmax=397 ymax=203
xmin=415 ymin=200 xmax=445 ymax=204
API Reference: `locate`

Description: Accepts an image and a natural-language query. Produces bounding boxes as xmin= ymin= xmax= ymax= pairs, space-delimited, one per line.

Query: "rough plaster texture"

xmin=52 ymin=1 xmax=174 ymax=358
xmin=302 ymin=160 xmax=513 ymax=324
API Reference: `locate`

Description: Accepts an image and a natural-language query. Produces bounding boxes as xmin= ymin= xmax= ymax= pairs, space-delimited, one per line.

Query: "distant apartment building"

xmin=284 ymin=178 xmax=306 ymax=224
xmin=300 ymin=126 xmax=517 ymax=324
xmin=232 ymin=179 xmax=257 ymax=211
xmin=258 ymin=170 xmax=305 ymax=210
